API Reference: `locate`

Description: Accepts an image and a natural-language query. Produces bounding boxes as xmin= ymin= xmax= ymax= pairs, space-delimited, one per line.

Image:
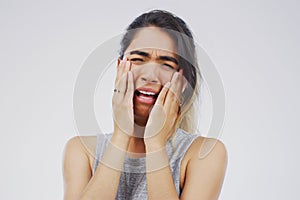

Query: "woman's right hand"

xmin=112 ymin=56 xmax=134 ymax=136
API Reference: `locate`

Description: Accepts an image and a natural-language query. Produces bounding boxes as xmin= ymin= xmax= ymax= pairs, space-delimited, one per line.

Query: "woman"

xmin=63 ymin=10 xmax=227 ymax=200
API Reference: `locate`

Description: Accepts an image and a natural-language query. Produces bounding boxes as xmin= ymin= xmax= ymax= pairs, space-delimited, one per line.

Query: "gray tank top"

xmin=92 ymin=128 xmax=199 ymax=199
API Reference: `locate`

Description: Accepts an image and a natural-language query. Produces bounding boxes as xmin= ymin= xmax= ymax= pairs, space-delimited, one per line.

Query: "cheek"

xmin=159 ymin=71 xmax=173 ymax=85
xmin=130 ymin=65 xmax=139 ymax=80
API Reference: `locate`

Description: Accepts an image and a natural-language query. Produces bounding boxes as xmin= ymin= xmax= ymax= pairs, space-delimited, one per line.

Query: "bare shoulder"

xmin=63 ymin=135 xmax=98 ymax=171
xmin=181 ymin=136 xmax=227 ymax=168
xmin=188 ymin=136 xmax=227 ymax=161
xmin=180 ymin=136 xmax=228 ymax=199
xmin=63 ymin=135 xmax=98 ymax=200
xmin=64 ymin=135 xmax=98 ymax=155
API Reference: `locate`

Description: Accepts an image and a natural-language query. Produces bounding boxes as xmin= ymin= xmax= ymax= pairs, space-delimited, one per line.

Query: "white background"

xmin=1 ymin=0 xmax=299 ymax=199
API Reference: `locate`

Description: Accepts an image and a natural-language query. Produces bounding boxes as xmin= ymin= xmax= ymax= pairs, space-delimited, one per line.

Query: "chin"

xmin=133 ymin=104 xmax=152 ymax=126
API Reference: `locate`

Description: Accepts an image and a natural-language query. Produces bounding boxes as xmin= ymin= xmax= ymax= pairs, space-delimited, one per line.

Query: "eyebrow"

xmin=129 ymin=50 xmax=150 ymax=58
xmin=129 ymin=50 xmax=178 ymax=65
xmin=159 ymin=56 xmax=178 ymax=65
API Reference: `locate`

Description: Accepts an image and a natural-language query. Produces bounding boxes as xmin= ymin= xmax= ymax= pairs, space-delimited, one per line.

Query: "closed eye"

xmin=130 ymin=58 xmax=145 ymax=64
xmin=130 ymin=58 xmax=144 ymax=61
xmin=163 ymin=63 xmax=174 ymax=68
xmin=162 ymin=63 xmax=177 ymax=71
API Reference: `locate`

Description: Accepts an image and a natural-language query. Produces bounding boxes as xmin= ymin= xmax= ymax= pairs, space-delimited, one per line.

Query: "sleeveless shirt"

xmin=92 ymin=128 xmax=199 ymax=199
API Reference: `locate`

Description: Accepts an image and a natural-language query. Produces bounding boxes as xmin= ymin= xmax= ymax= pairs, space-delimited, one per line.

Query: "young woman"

xmin=63 ymin=10 xmax=227 ymax=200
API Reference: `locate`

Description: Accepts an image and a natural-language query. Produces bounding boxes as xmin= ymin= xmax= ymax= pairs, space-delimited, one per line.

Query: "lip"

xmin=134 ymin=87 xmax=161 ymax=105
xmin=135 ymin=87 xmax=160 ymax=94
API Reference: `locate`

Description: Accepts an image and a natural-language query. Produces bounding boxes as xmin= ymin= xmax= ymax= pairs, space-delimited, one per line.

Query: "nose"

xmin=141 ymin=77 xmax=157 ymax=83
xmin=138 ymin=63 xmax=160 ymax=84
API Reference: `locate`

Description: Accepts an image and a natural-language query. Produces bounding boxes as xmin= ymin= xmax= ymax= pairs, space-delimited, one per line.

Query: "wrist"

xmin=112 ymin=128 xmax=131 ymax=149
xmin=144 ymin=139 xmax=166 ymax=152
xmin=145 ymin=146 xmax=169 ymax=172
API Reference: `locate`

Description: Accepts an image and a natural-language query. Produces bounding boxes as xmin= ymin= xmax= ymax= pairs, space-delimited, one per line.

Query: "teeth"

xmin=139 ymin=90 xmax=156 ymax=96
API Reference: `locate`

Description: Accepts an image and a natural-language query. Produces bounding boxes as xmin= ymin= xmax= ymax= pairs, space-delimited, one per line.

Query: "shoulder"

xmin=183 ymin=136 xmax=227 ymax=175
xmin=64 ymin=135 xmax=97 ymax=154
xmin=180 ymin=137 xmax=227 ymax=199
xmin=187 ymin=136 xmax=227 ymax=161
xmin=174 ymin=128 xmax=227 ymax=162
xmin=63 ymin=135 xmax=97 ymax=200
xmin=63 ymin=135 xmax=98 ymax=169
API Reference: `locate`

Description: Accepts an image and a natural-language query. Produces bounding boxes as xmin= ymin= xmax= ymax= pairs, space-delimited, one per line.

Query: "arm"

xmin=145 ymin=143 xmax=179 ymax=200
xmin=79 ymin=131 xmax=130 ymax=200
xmin=143 ymin=71 xmax=184 ymax=199
xmin=63 ymin=131 xmax=130 ymax=200
xmin=144 ymin=137 xmax=227 ymax=200
xmin=180 ymin=138 xmax=228 ymax=200
xmin=144 ymin=70 xmax=227 ymax=199
xmin=63 ymin=136 xmax=93 ymax=200
xmin=63 ymin=58 xmax=134 ymax=200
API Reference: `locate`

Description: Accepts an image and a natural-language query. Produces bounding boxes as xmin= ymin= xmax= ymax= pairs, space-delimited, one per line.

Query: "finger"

xmin=122 ymin=61 xmax=132 ymax=100
xmin=165 ymin=72 xmax=183 ymax=111
xmin=115 ymin=56 xmax=127 ymax=86
xmin=125 ymin=59 xmax=131 ymax=72
xmin=115 ymin=60 xmax=124 ymax=85
xmin=178 ymin=68 xmax=183 ymax=75
xmin=124 ymin=71 xmax=134 ymax=102
xmin=172 ymin=71 xmax=184 ymax=95
xmin=115 ymin=72 xmax=127 ymax=98
xmin=114 ymin=59 xmax=131 ymax=103
xmin=169 ymin=72 xmax=182 ymax=98
xmin=155 ymin=82 xmax=170 ymax=106
xmin=178 ymin=69 xmax=187 ymax=93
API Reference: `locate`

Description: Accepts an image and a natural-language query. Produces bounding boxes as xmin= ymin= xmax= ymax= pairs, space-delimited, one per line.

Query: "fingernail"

xmin=175 ymin=72 xmax=179 ymax=77
xmin=123 ymin=55 xmax=127 ymax=61
xmin=165 ymin=82 xmax=171 ymax=88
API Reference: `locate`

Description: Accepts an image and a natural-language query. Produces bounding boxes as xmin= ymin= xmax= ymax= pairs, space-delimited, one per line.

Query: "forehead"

xmin=125 ymin=27 xmax=177 ymax=55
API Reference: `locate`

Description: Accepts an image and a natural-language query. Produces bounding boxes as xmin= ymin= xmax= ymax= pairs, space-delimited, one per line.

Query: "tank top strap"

xmin=92 ymin=133 xmax=112 ymax=175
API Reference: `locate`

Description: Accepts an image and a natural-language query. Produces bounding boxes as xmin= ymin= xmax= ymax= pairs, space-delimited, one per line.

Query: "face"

xmin=123 ymin=27 xmax=179 ymax=126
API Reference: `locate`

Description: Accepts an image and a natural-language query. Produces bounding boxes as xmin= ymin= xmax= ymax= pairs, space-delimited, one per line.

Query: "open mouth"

xmin=134 ymin=88 xmax=160 ymax=105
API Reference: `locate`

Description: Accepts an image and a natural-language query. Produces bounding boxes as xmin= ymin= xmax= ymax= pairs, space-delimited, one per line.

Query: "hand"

xmin=144 ymin=70 xmax=184 ymax=150
xmin=112 ymin=56 xmax=135 ymax=136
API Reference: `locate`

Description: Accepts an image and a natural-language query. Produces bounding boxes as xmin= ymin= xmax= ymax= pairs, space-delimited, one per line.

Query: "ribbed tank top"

xmin=92 ymin=128 xmax=199 ymax=199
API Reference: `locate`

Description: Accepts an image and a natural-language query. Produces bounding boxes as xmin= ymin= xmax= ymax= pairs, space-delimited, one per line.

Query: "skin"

xmin=63 ymin=27 xmax=227 ymax=200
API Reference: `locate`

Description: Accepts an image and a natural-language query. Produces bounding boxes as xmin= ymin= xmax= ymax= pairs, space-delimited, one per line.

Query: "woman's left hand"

xmin=144 ymin=70 xmax=184 ymax=150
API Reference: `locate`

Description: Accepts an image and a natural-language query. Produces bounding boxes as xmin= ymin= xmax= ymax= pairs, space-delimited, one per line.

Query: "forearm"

xmin=145 ymin=143 xmax=179 ymax=200
xmin=80 ymin=130 xmax=130 ymax=200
